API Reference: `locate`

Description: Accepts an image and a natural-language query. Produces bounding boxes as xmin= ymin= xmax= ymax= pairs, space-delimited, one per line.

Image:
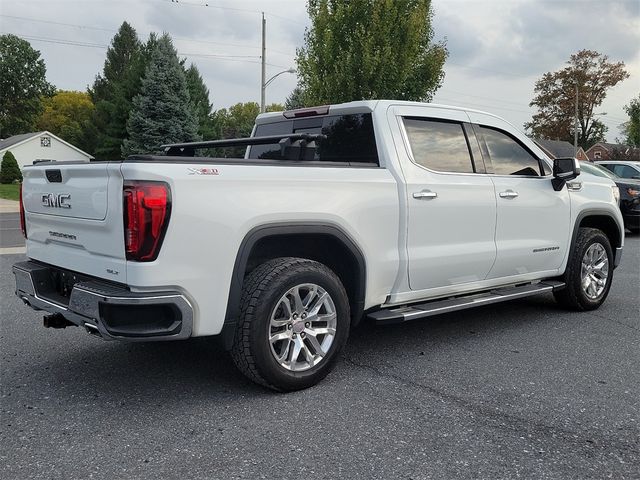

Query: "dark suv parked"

xmin=581 ymin=161 xmax=640 ymax=232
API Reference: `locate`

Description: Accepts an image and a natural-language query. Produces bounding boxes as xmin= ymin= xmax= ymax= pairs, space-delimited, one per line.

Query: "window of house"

xmin=479 ymin=127 xmax=541 ymax=176
xmin=40 ymin=136 xmax=51 ymax=148
xmin=402 ymin=118 xmax=475 ymax=173
xmin=594 ymin=151 xmax=602 ymax=159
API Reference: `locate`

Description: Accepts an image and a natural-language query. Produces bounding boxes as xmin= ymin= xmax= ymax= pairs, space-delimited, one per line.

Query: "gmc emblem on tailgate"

xmin=42 ymin=193 xmax=71 ymax=209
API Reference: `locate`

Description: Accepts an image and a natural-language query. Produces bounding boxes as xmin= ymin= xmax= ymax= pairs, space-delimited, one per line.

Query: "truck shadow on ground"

xmin=10 ymin=293 xmax=573 ymax=404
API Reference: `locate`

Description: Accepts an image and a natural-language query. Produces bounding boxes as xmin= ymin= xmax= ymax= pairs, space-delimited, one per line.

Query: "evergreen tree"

xmin=285 ymin=86 xmax=306 ymax=110
xmin=185 ymin=64 xmax=215 ymax=140
xmin=89 ymin=22 xmax=145 ymax=159
xmin=0 ymin=34 xmax=54 ymax=136
xmin=0 ymin=151 xmax=22 ymax=184
xmin=123 ymin=34 xmax=199 ymax=156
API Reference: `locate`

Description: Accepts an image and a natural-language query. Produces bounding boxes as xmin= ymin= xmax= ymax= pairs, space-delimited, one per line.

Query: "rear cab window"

xmin=249 ymin=113 xmax=379 ymax=166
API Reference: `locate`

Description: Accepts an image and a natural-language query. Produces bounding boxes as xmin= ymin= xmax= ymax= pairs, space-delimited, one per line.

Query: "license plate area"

xmin=23 ymin=263 xmax=99 ymax=307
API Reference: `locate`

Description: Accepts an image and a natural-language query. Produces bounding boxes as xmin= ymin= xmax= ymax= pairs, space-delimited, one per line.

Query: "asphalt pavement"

xmin=1 ymin=235 xmax=638 ymax=479
xmin=0 ymin=212 xmax=25 ymax=250
xmin=0 ymin=200 xmax=25 ymax=253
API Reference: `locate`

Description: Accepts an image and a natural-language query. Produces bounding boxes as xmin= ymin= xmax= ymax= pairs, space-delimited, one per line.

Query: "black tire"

xmin=230 ymin=257 xmax=350 ymax=391
xmin=553 ymin=227 xmax=614 ymax=311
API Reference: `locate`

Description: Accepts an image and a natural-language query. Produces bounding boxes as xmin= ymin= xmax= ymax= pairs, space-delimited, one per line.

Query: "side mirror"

xmin=552 ymin=157 xmax=580 ymax=191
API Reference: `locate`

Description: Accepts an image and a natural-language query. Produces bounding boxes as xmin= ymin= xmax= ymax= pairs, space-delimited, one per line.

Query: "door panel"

xmin=488 ymin=176 xmax=570 ymax=278
xmin=473 ymin=123 xmax=571 ymax=278
xmin=391 ymin=106 xmax=497 ymax=291
xmin=407 ymin=174 xmax=497 ymax=289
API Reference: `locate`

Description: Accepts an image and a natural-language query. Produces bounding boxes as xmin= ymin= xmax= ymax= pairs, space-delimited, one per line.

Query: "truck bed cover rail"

xmin=162 ymin=133 xmax=326 ymax=157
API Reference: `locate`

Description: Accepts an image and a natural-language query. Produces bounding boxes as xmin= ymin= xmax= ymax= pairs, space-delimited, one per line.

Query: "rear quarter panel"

xmin=120 ymin=161 xmax=400 ymax=336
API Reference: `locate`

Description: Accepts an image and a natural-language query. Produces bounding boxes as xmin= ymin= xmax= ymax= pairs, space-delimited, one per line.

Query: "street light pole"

xmin=260 ymin=12 xmax=266 ymax=113
xmin=261 ymin=68 xmax=296 ymax=113
xmin=574 ymin=83 xmax=579 ymax=155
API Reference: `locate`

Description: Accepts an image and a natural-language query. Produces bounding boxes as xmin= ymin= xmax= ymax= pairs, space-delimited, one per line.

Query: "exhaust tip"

xmin=84 ymin=322 xmax=102 ymax=338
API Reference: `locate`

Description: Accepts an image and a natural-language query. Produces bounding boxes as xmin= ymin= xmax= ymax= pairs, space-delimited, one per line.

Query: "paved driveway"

xmin=1 ymin=236 xmax=638 ymax=479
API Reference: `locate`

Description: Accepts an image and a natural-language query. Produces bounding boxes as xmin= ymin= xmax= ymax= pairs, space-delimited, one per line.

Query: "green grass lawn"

xmin=0 ymin=184 xmax=20 ymax=201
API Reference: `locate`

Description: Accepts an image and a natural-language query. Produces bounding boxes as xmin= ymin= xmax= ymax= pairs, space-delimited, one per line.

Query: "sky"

xmin=1 ymin=0 xmax=639 ymax=142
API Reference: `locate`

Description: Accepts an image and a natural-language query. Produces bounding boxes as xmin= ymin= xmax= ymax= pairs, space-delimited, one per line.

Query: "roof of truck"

xmin=255 ymin=100 xmax=500 ymax=124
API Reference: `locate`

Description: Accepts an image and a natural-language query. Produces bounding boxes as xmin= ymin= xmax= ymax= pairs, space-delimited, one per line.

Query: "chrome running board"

xmin=368 ymin=281 xmax=565 ymax=325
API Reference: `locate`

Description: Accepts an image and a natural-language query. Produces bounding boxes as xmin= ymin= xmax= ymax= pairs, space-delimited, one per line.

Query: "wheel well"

xmin=244 ymin=233 xmax=365 ymax=323
xmin=579 ymin=215 xmax=621 ymax=249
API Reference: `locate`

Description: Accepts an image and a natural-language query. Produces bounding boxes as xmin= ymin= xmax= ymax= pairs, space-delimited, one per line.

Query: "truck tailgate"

xmin=22 ymin=163 xmax=127 ymax=283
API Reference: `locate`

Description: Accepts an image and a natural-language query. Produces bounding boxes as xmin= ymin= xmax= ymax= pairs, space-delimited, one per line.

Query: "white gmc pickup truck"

xmin=13 ymin=100 xmax=625 ymax=391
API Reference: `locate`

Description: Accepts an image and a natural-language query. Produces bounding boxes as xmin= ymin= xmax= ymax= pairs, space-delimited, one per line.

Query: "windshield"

xmin=580 ymin=161 xmax=619 ymax=180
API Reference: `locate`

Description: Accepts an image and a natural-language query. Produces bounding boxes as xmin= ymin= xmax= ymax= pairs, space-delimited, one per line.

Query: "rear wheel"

xmin=231 ymin=257 xmax=350 ymax=391
xmin=554 ymin=227 xmax=613 ymax=310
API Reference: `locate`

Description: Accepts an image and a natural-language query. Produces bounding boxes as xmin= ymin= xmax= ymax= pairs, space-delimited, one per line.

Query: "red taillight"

xmin=123 ymin=181 xmax=171 ymax=261
xmin=19 ymin=183 xmax=27 ymax=238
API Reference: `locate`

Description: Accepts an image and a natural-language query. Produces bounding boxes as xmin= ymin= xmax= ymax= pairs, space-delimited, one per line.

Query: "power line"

xmin=158 ymin=0 xmax=306 ymax=26
xmin=438 ymin=88 xmax=534 ymax=108
xmin=0 ymin=13 xmax=296 ymax=57
xmin=2 ymin=32 xmax=290 ymax=68
xmin=433 ymin=96 xmax=533 ymax=115
xmin=447 ymin=61 xmax=535 ymax=80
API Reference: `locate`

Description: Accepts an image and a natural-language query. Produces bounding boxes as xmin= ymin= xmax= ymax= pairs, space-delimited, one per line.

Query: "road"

xmin=0 ymin=212 xmax=24 ymax=249
xmin=1 ymin=233 xmax=638 ymax=479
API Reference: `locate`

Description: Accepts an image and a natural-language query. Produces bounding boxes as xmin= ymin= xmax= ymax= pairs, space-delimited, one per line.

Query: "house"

xmin=533 ymin=138 xmax=588 ymax=161
xmin=585 ymin=142 xmax=640 ymax=161
xmin=0 ymin=131 xmax=93 ymax=169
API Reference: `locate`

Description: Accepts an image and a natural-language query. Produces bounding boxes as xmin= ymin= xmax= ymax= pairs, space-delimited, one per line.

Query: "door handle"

xmin=499 ymin=190 xmax=519 ymax=199
xmin=413 ymin=190 xmax=438 ymax=199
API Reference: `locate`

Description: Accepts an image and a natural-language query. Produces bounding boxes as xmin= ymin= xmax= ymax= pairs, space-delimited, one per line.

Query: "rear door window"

xmin=402 ymin=118 xmax=475 ymax=173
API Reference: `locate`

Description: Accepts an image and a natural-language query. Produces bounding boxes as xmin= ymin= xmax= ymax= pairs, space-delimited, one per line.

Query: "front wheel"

xmin=553 ymin=227 xmax=614 ymax=311
xmin=231 ymin=257 xmax=350 ymax=391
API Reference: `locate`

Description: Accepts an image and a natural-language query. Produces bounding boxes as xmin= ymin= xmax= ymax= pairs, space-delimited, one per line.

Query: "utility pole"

xmin=260 ymin=12 xmax=266 ymax=113
xmin=574 ymin=83 xmax=579 ymax=155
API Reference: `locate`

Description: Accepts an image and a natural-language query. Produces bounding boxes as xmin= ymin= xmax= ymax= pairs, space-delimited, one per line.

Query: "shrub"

xmin=0 ymin=151 xmax=22 ymax=184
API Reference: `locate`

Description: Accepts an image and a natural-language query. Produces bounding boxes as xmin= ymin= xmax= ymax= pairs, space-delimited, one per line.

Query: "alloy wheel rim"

xmin=580 ymin=242 xmax=609 ymax=300
xmin=268 ymin=283 xmax=337 ymax=372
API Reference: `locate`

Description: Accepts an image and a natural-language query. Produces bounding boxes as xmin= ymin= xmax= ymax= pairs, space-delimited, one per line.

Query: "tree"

xmin=619 ymin=94 xmax=640 ymax=147
xmin=184 ymin=64 xmax=216 ymax=140
xmin=89 ymin=22 xmax=145 ymax=159
xmin=210 ymin=102 xmax=283 ymax=157
xmin=525 ymin=50 xmax=629 ymax=149
xmin=0 ymin=34 xmax=54 ymax=136
xmin=285 ymin=86 xmax=306 ymax=110
xmin=36 ymin=91 xmax=95 ymax=153
xmin=122 ymin=34 xmax=198 ymax=156
xmin=0 ymin=151 xmax=22 ymax=184
xmin=295 ymin=0 xmax=447 ymax=106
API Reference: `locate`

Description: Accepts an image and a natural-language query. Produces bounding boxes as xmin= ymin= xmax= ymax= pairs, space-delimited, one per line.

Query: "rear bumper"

xmin=13 ymin=261 xmax=193 ymax=341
